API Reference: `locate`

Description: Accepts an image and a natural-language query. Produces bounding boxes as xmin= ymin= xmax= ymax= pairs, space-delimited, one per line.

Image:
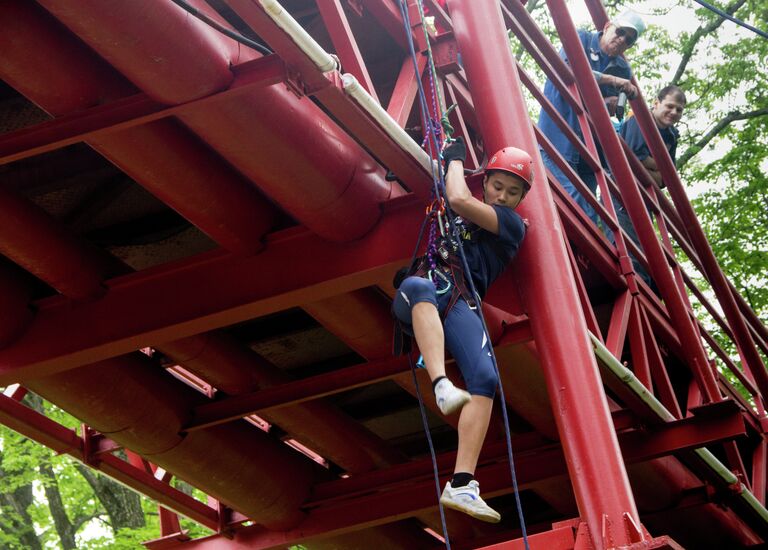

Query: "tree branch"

xmin=671 ymin=0 xmax=747 ymax=84
xmin=677 ymin=107 xmax=768 ymax=168
xmin=72 ymin=512 xmax=105 ymax=533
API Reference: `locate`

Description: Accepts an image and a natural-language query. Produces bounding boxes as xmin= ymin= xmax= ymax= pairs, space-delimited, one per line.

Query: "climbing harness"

xmin=395 ymin=2 xmax=530 ymax=549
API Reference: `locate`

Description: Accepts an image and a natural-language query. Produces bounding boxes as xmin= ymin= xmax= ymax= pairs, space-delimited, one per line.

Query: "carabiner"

xmin=428 ymin=269 xmax=452 ymax=295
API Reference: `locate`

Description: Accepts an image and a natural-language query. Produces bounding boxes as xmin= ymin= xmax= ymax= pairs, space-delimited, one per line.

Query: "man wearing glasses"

xmin=538 ymin=10 xmax=646 ymax=226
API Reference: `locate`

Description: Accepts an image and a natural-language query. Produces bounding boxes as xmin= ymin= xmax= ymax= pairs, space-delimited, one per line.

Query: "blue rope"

xmin=397 ymin=6 xmax=452 ymax=545
xmin=408 ymin=352 xmax=452 ymax=549
xmin=398 ymin=2 xmax=530 ymax=548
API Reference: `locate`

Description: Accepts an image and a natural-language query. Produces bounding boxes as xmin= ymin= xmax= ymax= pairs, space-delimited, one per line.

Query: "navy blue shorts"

xmin=393 ymin=276 xmax=498 ymax=398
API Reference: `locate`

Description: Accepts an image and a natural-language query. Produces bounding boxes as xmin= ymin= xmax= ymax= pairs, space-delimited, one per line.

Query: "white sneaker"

xmin=440 ymin=480 xmax=501 ymax=523
xmin=434 ymin=378 xmax=470 ymax=415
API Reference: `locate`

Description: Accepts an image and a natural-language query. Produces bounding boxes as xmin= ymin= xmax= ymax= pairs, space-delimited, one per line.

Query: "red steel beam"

xmin=0 ymin=189 xmax=530 ymax=386
xmin=562 ymin=228 xmax=605 ymax=341
xmin=606 ymin=290 xmax=633 ymax=357
xmin=358 ymin=0 xmax=418 ymax=50
xmin=160 ymin=330 xmax=407 ymax=474
xmin=0 ymin=394 xmax=220 ymax=530
xmin=317 ymin=0 xmax=379 ymax=101
xmin=0 ymin=0 xmax=279 ymax=256
xmin=476 ymin=525 xmax=575 ymax=550
xmin=186 ymin=320 xmax=533 ymax=432
xmin=447 ymin=1 xmax=643 ymax=547
xmin=617 ymin=405 xmax=746 ymax=460
xmin=0 ymin=56 xmax=286 ymax=165
xmin=638 ymin=305 xmax=685 ymax=419
xmin=140 ymin=407 xmax=745 ymax=548
xmin=549 ymin=170 xmax=624 ymax=289
xmin=387 ymin=54 xmax=426 ymax=127
xmin=0 ymin=197 xmax=423 ymax=383
xmin=187 ymin=355 xmax=414 ymax=431
xmin=627 ymin=300 xmax=654 ymax=392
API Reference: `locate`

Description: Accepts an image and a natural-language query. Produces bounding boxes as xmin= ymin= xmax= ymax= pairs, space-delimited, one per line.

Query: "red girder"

xmin=0 ymin=393 xmax=220 ymax=531
xmin=0 ymin=196 xmax=420 ymax=383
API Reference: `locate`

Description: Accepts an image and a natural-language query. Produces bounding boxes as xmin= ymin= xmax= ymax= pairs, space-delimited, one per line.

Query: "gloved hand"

xmin=442 ymin=137 xmax=466 ymax=168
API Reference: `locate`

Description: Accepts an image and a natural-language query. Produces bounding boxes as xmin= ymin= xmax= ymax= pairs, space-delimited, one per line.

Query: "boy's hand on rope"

xmin=442 ymin=136 xmax=466 ymax=168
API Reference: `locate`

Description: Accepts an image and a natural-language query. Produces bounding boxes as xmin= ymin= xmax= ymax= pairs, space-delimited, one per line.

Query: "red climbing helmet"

xmin=486 ymin=147 xmax=534 ymax=190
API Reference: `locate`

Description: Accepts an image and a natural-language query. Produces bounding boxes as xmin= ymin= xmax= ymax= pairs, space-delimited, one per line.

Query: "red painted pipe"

xmin=446 ymin=0 xmax=643 ymax=547
xmin=0 ymin=7 xmax=403 ymax=530
xmin=0 ymin=185 xmax=125 ymax=299
xmin=0 ymin=263 xmax=34 ymax=347
xmin=158 ymin=332 xmax=405 ymax=472
xmin=0 ymin=0 xmax=277 ymax=255
xmin=25 ymin=352 xmax=316 ymax=529
xmin=88 ymin=120 xmax=278 ymax=253
xmin=178 ymin=94 xmax=393 ymax=240
xmin=0 ymin=1 xmax=134 ymax=112
xmin=36 ymin=0 xmax=395 ymax=241
xmin=0 ymin=4 xmax=395 ymax=528
xmin=35 ymin=0 xmax=241 ymax=105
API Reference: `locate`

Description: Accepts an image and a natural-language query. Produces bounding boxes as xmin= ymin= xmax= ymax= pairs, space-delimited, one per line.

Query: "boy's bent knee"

xmin=469 ymin=366 xmax=498 ymax=398
xmin=393 ymin=276 xmax=438 ymax=324
xmin=399 ymin=277 xmax=438 ymax=307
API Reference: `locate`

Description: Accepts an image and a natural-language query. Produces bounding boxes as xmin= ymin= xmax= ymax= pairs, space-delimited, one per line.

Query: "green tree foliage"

xmin=0 ymin=396 xmax=213 ymax=548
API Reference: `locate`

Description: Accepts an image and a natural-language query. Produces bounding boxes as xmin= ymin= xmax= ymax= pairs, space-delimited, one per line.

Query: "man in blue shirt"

xmin=538 ymin=10 xmax=646 ymax=225
xmin=620 ymin=85 xmax=687 ymax=188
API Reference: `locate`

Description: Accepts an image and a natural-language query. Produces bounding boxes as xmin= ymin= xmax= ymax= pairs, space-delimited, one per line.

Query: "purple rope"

xmin=426 ymin=210 xmax=439 ymax=286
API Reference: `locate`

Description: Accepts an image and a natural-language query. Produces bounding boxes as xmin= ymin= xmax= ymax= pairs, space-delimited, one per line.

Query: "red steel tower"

xmin=0 ymin=0 xmax=765 ymax=548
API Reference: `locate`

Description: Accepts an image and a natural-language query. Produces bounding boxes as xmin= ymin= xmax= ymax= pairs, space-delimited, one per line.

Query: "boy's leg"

xmin=411 ymin=301 xmax=446 ymax=382
xmin=393 ymin=277 xmax=470 ymax=414
xmin=440 ymin=300 xmax=501 ymax=522
xmin=444 ymin=299 xmax=499 ymax=474
xmin=455 ymin=395 xmax=494 ymax=474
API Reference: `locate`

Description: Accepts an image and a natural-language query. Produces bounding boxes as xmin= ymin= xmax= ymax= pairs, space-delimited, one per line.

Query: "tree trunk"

xmin=38 ymin=461 xmax=77 ymax=550
xmin=76 ymin=465 xmax=145 ymax=529
xmin=0 ymin=472 xmax=43 ymax=550
xmin=22 ymin=395 xmax=79 ymax=549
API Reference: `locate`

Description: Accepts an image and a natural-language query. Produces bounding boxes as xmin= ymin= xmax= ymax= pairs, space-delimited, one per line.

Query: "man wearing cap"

xmin=538 ymin=10 xmax=646 ymax=225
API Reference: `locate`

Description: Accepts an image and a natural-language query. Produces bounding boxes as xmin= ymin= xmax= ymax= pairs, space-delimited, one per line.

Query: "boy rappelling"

xmin=392 ymin=137 xmax=531 ymax=523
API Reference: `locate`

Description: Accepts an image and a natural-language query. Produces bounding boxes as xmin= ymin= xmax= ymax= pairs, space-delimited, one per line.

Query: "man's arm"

xmin=591 ymin=73 xmax=637 ymax=115
xmin=595 ymin=73 xmax=638 ymax=98
xmin=640 ymin=156 xmax=663 ymax=186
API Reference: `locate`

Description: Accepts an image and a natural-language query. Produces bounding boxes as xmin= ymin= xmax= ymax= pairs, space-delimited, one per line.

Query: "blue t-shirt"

xmin=538 ymin=29 xmax=632 ymax=165
xmin=619 ymin=115 xmax=679 ymax=162
xmin=453 ymin=205 xmax=526 ymax=298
